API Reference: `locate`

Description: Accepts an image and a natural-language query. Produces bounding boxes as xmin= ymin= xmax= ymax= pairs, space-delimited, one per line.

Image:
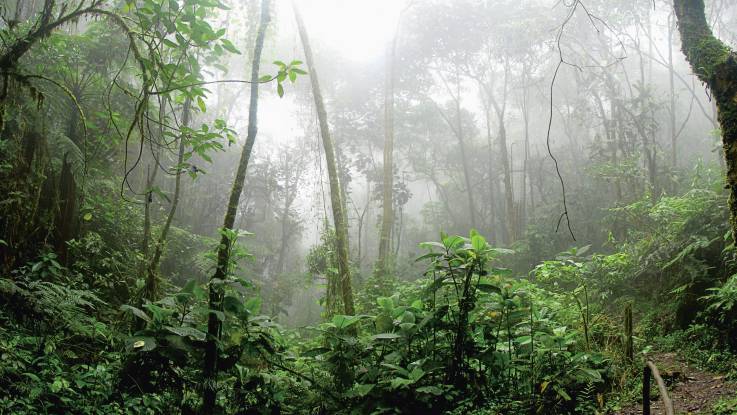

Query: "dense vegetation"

xmin=1 ymin=0 xmax=737 ymax=414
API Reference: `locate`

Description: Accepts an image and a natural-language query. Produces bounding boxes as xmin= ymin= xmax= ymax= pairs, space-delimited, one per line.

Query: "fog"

xmin=132 ymin=0 xmax=735 ymax=326
xmin=4 ymin=0 xmax=737 ymax=412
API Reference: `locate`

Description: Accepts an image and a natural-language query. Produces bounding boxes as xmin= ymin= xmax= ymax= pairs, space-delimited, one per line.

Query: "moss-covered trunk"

xmin=202 ymin=0 xmax=271 ymax=412
xmin=674 ymin=0 xmax=737 ymax=239
xmin=293 ymin=0 xmax=355 ymax=316
xmin=375 ymin=38 xmax=396 ymax=279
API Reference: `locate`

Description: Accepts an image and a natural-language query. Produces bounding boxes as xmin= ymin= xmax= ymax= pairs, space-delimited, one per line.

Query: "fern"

xmin=47 ymin=131 xmax=84 ymax=182
xmin=0 ymin=276 xmax=104 ymax=335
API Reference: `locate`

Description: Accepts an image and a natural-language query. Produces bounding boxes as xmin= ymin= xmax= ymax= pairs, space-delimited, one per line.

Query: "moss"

xmin=689 ymin=37 xmax=731 ymax=80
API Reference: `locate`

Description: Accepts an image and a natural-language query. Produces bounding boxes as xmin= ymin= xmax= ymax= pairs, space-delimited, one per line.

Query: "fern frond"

xmin=47 ymin=131 xmax=84 ymax=182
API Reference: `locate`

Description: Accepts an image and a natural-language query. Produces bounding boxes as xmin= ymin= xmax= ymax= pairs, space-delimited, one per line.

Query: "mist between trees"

xmin=1 ymin=0 xmax=737 ymax=414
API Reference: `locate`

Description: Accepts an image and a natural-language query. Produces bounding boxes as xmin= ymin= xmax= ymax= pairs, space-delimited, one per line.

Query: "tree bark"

xmin=202 ymin=0 xmax=271 ymax=412
xmin=293 ymin=0 xmax=355 ymax=316
xmin=144 ymin=98 xmax=191 ymax=301
xmin=668 ymin=13 xmax=678 ymax=167
xmin=673 ymin=0 xmax=737 ymax=239
xmin=375 ymin=38 xmax=396 ymax=278
xmin=486 ymin=64 xmax=515 ymax=244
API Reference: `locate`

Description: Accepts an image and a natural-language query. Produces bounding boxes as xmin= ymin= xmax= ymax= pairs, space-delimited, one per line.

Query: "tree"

xmin=375 ymin=32 xmax=397 ymax=279
xmin=143 ymin=98 xmax=192 ymax=301
xmin=293 ymin=0 xmax=355 ymax=316
xmin=673 ymin=0 xmax=737 ymax=238
xmin=202 ymin=0 xmax=271 ymax=412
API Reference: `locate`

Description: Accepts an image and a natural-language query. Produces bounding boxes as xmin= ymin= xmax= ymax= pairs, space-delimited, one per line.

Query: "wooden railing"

xmin=642 ymin=360 xmax=675 ymax=415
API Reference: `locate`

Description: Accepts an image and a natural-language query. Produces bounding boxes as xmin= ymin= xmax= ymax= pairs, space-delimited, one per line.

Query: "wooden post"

xmin=643 ymin=361 xmax=675 ymax=415
xmin=642 ymin=364 xmax=651 ymax=415
xmin=624 ymin=303 xmax=633 ymax=362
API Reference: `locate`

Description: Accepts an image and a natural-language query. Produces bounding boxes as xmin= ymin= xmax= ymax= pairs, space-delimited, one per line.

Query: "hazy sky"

xmin=255 ymin=0 xmax=407 ymax=147
xmin=295 ymin=0 xmax=404 ymax=62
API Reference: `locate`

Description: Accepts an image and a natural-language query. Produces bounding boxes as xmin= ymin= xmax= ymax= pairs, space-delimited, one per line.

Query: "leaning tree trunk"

xmin=202 ymin=0 xmax=271 ymax=412
xmin=375 ymin=38 xmax=396 ymax=279
xmin=673 ymin=0 xmax=737 ymax=239
xmin=293 ymin=0 xmax=355 ymax=316
xmin=143 ymin=98 xmax=191 ymax=301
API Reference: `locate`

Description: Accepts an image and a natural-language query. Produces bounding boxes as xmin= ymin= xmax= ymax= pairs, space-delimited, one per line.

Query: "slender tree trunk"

xmin=485 ymin=109 xmax=497 ymax=242
xmin=674 ymin=0 xmax=737 ymax=239
xmin=668 ymin=13 xmax=678 ymax=167
xmin=293 ymin=0 xmax=355 ymax=316
xmin=435 ymin=69 xmax=477 ymax=231
xmin=141 ymin=165 xmax=155 ymax=274
xmin=488 ymin=80 xmax=514 ymax=243
xmin=520 ymin=68 xmax=530 ymax=236
xmin=275 ymin=174 xmax=296 ymax=275
xmin=144 ymin=98 xmax=191 ymax=301
xmin=202 ymin=1 xmax=270 ymax=412
xmin=139 ymin=100 xmax=166 ymax=289
xmin=454 ymin=73 xmax=478 ymax=230
xmin=55 ymin=155 xmax=77 ymax=263
xmin=375 ymin=38 xmax=396 ymax=278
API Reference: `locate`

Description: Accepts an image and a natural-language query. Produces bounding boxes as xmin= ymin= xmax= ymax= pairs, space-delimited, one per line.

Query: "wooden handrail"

xmin=642 ymin=360 xmax=675 ymax=415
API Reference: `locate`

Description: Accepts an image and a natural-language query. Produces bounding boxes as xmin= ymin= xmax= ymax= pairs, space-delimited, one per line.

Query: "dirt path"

xmin=616 ymin=352 xmax=736 ymax=414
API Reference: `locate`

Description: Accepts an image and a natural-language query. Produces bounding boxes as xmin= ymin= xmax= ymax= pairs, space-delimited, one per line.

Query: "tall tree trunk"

xmin=454 ymin=73 xmax=478 ymax=230
xmin=673 ymin=0 xmax=737 ymax=238
xmin=487 ymin=66 xmax=515 ymax=244
xmin=375 ymin=38 xmax=396 ymax=278
xmin=139 ymin=102 xmax=165 ymax=291
xmin=520 ymin=67 xmax=530 ymax=237
xmin=55 ymin=155 xmax=77 ymax=263
xmin=140 ymin=165 xmax=155 ymax=275
xmin=56 ymin=107 xmax=80 ymax=264
xmin=435 ymin=69 xmax=477 ymax=231
xmin=668 ymin=13 xmax=678 ymax=167
xmin=202 ymin=1 xmax=270 ymax=412
xmin=293 ymin=1 xmax=355 ymax=316
xmin=144 ymin=98 xmax=191 ymax=301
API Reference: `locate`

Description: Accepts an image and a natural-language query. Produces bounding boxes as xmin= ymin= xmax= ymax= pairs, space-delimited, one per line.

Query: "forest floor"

xmin=617 ymin=352 xmax=736 ymax=414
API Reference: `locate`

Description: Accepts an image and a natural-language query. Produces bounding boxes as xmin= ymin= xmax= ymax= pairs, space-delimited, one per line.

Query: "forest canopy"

xmin=1 ymin=0 xmax=737 ymax=414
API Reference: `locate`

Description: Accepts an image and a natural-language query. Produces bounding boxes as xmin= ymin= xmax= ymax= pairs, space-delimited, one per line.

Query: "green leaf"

xmin=209 ymin=309 xmax=226 ymax=321
xmin=165 ymin=326 xmax=206 ymax=341
xmin=245 ymin=297 xmax=262 ymax=315
xmin=120 ymin=305 xmax=151 ymax=323
xmin=377 ymin=296 xmax=394 ymax=311
xmin=196 ymin=96 xmax=206 ymax=113
xmin=223 ymin=295 xmax=244 ymax=314
xmin=220 ymin=38 xmax=240 ymax=54
xmin=471 ymin=234 xmax=487 ymax=252
xmin=302 ymin=347 xmax=330 ymax=357
xmin=259 ymin=74 xmax=272 ymax=82
xmin=331 ymin=314 xmax=368 ymax=329
xmin=371 ymin=333 xmax=402 ymax=340
xmin=416 ymin=385 xmax=444 ymax=395
xmin=348 ymin=383 xmax=374 ymax=397
xmin=127 ymin=336 xmax=156 ymax=352
xmin=476 ymin=279 xmax=501 ymax=294
xmin=83 ymin=212 xmax=92 ymax=221
xmin=277 ymin=83 xmax=284 ymax=98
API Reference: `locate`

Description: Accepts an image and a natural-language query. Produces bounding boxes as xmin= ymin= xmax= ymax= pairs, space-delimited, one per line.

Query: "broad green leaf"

xmin=220 ymin=38 xmax=240 ymax=54
xmin=127 ymin=336 xmax=156 ymax=352
xmin=165 ymin=326 xmax=206 ymax=341
xmin=371 ymin=333 xmax=402 ymax=340
xmin=120 ymin=305 xmax=151 ymax=323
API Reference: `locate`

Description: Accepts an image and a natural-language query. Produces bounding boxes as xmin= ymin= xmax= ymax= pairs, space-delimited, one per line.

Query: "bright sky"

xmin=289 ymin=0 xmax=404 ymax=62
xmin=253 ymin=0 xmax=407 ymax=148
